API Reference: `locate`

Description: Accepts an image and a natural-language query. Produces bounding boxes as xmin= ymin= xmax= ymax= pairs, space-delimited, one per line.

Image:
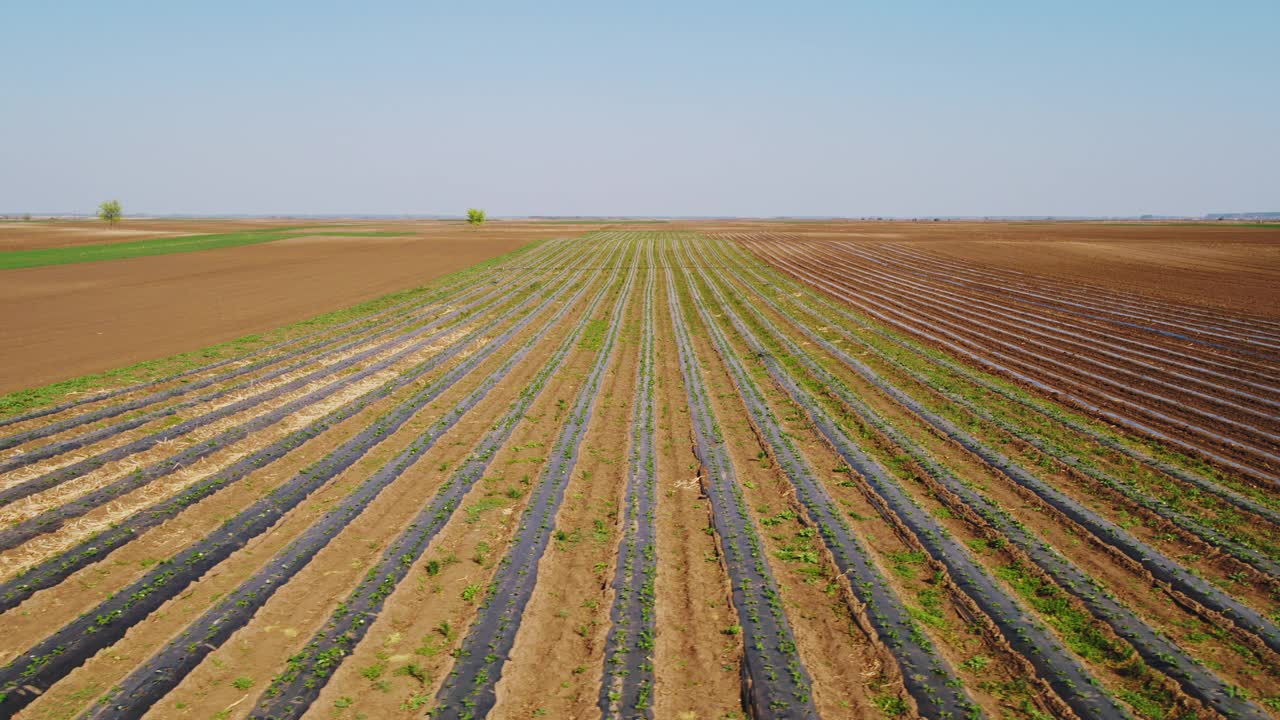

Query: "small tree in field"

xmin=98 ymin=200 xmax=123 ymax=226
xmin=466 ymin=208 xmax=486 ymax=226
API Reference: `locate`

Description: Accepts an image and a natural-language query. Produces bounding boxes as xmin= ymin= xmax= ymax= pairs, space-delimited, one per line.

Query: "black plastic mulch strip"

xmin=0 ymin=280 xmax=522 ymax=551
xmin=0 ymin=243 xmax=582 ymax=504
xmin=598 ymin=255 xmax=658 ymax=720
xmin=0 ymin=295 xmax=428 ymax=434
xmin=714 ymin=257 xmax=1273 ymax=718
xmin=431 ymin=255 xmax=638 ymax=720
xmin=0 ymin=258 xmax=503 ymax=455
xmin=727 ymin=243 xmax=1280 ymax=541
xmin=0 ymin=291 xmax=500 ymax=514
xmin=663 ymin=259 xmax=819 ymax=719
xmin=0 ymin=239 xmax=573 ymax=463
xmin=750 ymin=243 xmax=1280 ymax=486
xmin=0 ymin=286 xmax=483 ymax=475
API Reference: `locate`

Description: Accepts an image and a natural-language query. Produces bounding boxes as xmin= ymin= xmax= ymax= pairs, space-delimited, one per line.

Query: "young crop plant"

xmin=733 ymin=233 xmax=1275 ymax=491
xmin=0 ymin=237 xmax=560 ymax=421
xmin=723 ymin=233 xmax=1280 ymax=578
xmin=701 ymin=238 xmax=1278 ymax=718
xmin=674 ymin=237 xmax=1127 ymax=716
xmin=0 ymin=247 xmax=584 ymax=562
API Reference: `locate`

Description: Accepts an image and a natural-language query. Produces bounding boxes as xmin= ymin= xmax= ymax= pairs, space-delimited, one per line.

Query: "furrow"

xmin=747 ymin=239 xmax=1280 ymax=485
xmin=0 ymin=237 xmax=563 ymax=433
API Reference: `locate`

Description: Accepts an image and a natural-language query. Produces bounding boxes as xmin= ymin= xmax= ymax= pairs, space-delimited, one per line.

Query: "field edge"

xmin=0 ymin=237 xmax=552 ymax=419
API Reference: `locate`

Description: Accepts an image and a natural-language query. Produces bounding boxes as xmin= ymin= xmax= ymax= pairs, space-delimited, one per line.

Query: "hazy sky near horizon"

xmin=3 ymin=1 xmax=1277 ymax=217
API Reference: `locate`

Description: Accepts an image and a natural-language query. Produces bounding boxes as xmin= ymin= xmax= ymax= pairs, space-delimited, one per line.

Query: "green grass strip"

xmin=0 ymin=228 xmax=413 ymax=270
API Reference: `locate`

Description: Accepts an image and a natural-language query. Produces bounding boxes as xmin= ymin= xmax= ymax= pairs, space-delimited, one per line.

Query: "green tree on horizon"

xmin=466 ymin=208 xmax=486 ymax=226
xmin=98 ymin=200 xmax=123 ymax=226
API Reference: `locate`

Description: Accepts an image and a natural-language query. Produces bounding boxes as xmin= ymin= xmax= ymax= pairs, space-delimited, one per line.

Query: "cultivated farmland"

xmin=0 ymin=219 xmax=575 ymax=393
xmin=0 ymin=229 xmax=1278 ymax=720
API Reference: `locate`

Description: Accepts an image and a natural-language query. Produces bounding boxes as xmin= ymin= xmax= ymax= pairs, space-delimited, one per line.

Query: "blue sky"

xmin=2 ymin=1 xmax=1277 ymax=216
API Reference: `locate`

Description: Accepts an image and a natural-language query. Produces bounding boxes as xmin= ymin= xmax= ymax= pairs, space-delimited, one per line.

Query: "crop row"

xmin=430 ymin=245 xmax=639 ymax=719
xmin=735 ymin=234 xmax=1280 ymax=484
xmin=4 ymin=231 xmax=1274 ymax=718
xmin=0 ymin=237 xmax=579 ymax=499
xmin=737 ymin=235 xmax=1274 ymax=486
xmin=825 ymin=241 xmax=1276 ymax=408
xmin=664 ymin=251 xmax=819 ymax=718
xmin=678 ymin=235 xmax=1136 ymax=717
xmin=82 ymin=240 xmax=634 ymax=719
xmin=0 ymin=241 xmax=586 ymax=578
xmin=671 ymin=239 xmax=979 ymax=718
xmin=798 ymin=237 xmax=1280 ymax=415
xmin=878 ymin=242 xmax=1280 ymax=354
xmin=719 ymin=241 xmax=1280 ymax=553
xmin=0 ymin=241 xmax=532 ymax=456
xmin=0 ymin=240 xmax=604 ymax=714
xmin=690 ymin=237 xmax=1274 ymax=718
xmin=598 ymin=245 xmax=658 ymax=720
xmin=243 ymin=240 xmax=632 ymax=719
xmin=708 ymin=237 xmax=1280 ymax=655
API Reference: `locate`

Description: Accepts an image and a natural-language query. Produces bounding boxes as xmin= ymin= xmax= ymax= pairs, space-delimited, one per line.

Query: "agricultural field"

xmin=0 ymin=219 xmax=575 ymax=394
xmin=0 ymin=228 xmax=1278 ymax=720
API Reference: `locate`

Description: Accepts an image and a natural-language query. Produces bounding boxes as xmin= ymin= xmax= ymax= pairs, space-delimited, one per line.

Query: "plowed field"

xmin=1 ymin=230 xmax=1277 ymax=720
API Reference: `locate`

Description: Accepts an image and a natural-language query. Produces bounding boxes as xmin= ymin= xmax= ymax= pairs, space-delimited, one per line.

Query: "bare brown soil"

xmin=0 ymin=221 xmax=564 ymax=393
xmin=727 ymin=230 xmax=1280 ymax=485
xmin=699 ymin=266 xmax=1063 ymax=718
xmin=693 ymin=221 xmax=1280 ymax=317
